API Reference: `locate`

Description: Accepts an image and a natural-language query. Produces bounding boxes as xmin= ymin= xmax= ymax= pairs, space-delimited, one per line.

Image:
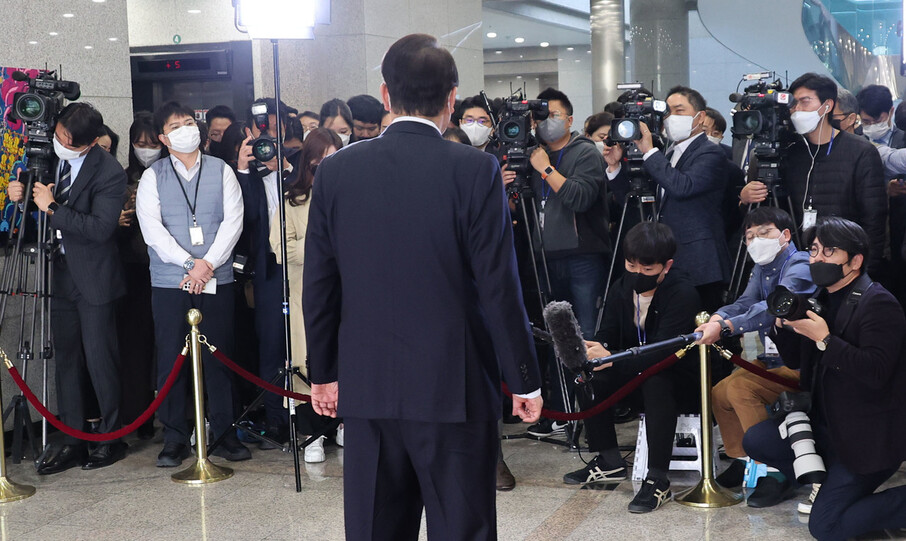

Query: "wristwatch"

xmin=183 ymin=258 xmax=195 ymax=272
xmin=542 ymin=165 xmax=555 ymax=180
xmin=815 ymin=333 xmax=831 ymax=351
xmin=47 ymin=202 xmax=60 ymax=216
xmin=717 ymin=319 xmax=732 ymax=337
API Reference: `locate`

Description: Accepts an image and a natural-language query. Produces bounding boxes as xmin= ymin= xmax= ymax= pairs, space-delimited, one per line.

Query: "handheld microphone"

xmin=542 ymin=301 xmax=592 ymax=382
xmin=729 ymin=92 xmax=745 ymax=103
xmin=587 ymin=332 xmax=702 ymax=368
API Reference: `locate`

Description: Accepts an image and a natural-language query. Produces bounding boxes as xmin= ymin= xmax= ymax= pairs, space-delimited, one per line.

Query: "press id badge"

xmin=763 ymin=335 xmax=779 ymax=356
xmin=189 ymin=225 xmax=204 ymax=246
xmin=539 ymin=200 xmax=546 ymax=230
xmin=802 ymin=208 xmax=817 ymax=231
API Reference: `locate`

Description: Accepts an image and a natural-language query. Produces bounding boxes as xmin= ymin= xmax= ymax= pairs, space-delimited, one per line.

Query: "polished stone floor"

xmin=0 ymin=421 xmax=903 ymax=541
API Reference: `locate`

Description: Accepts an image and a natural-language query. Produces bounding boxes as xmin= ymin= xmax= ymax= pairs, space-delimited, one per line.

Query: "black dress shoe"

xmin=747 ymin=475 xmax=795 ymax=508
xmin=211 ymin=435 xmax=252 ymax=461
xmin=36 ymin=444 xmax=87 ymax=475
xmin=496 ymin=459 xmax=516 ymax=491
xmin=82 ymin=441 xmax=128 ymax=470
xmin=157 ymin=442 xmax=192 ymax=468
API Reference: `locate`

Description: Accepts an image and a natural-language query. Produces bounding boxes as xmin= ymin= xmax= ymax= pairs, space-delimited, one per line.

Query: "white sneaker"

xmin=798 ymin=483 xmax=821 ymax=514
xmin=335 ymin=423 xmax=344 ymax=447
xmin=304 ymin=436 xmax=326 ymax=463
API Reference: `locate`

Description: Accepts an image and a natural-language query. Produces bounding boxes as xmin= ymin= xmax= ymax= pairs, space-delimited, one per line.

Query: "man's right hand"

xmin=236 ymin=129 xmax=254 ymax=172
xmin=7 ymin=181 xmax=24 ymax=203
xmin=740 ymin=181 xmax=768 ymax=204
xmin=696 ymin=321 xmax=723 ymax=345
xmin=501 ymin=164 xmax=517 ymax=186
xmin=512 ymin=395 xmax=542 ymax=424
xmin=188 ymin=259 xmax=214 ymax=282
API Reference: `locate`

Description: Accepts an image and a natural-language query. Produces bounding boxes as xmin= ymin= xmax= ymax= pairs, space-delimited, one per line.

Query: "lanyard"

xmin=169 ymin=155 xmax=204 ymax=226
xmin=635 ymin=293 xmax=648 ymax=346
xmin=541 ymin=149 xmax=566 ymax=201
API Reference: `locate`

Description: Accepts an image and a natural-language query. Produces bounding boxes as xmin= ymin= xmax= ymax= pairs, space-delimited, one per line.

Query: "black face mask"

xmin=627 ymin=271 xmax=661 ymax=294
xmin=809 ymin=261 xmax=846 ymax=287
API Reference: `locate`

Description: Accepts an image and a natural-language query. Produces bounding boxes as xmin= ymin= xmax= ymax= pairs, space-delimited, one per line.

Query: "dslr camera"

xmin=606 ymin=83 xmax=667 ymax=196
xmin=248 ymin=102 xmax=280 ymax=172
xmin=8 ymin=70 xmax=81 ymax=178
xmin=767 ymin=285 xmax=824 ymax=321
xmin=479 ymin=90 xmax=548 ymax=193
xmin=770 ymin=391 xmax=827 ymax=484
xmin=730 ymin=73 xmax=794 ymax=189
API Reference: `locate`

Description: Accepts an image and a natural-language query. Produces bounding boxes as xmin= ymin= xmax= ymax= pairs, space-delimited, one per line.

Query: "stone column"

xmin=629 ymin=0 xmax=690 ymax=97
xmin=590 ymin=0 xmax=626 ymax=109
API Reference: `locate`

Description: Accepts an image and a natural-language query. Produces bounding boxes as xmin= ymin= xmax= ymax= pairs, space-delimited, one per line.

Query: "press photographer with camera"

xmin=741 ymin=218 xmax=906 ymax=539
xmin=696 ymin=207 xmax=815 ymax=491
xmin=569 ymin=222 xmax=700 ymax=513
xmin=739 ymin=73 xmax=886 ymax=274
xmin=607 ymin=86 xmax=730 ymax=311
xmin=523 ymin=87 xmax=610 ymax=436
xmin=8 ymin=101 xmax=128 ymax=474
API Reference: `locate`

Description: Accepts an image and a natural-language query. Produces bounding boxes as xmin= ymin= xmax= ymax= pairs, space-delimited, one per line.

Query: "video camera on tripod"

xmin=479 ymin=89 xmax=548 ymax=194
xmin=605 ymin=83 xmax=668 ymax=197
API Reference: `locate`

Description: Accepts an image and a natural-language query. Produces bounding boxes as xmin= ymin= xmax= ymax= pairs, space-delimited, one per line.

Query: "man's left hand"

xmin=312 ymin=381 xmax=339 ymax=417
xmin=781 ymin=310 xmax=830 ymax=343
xmin=696 ymin=321 xmax=724 ymax=345
xmin=512 ymin=395 xmax=543 ymax=424
xmin=530 ymin=146 xmax=551 ymax=174
xmin=637 ymin=122 xmax=655 ymax=154
xmin=33 ymin=182 xmax=55 ymax=212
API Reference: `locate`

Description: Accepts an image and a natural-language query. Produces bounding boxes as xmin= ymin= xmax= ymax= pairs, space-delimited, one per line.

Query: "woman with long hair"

xmin=269 ymin=127 xmax=342 ymax=463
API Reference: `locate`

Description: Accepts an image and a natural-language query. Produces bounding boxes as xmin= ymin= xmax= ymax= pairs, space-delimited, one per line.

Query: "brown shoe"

xmin=496 ymin=458 xmax=516 ymax=491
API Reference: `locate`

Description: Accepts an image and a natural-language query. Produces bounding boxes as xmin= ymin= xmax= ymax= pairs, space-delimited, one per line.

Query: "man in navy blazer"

xmin=303 ymin=34 xmax=543 ymax=540
xmin=608 ymin=86 xmax=730 ymax=311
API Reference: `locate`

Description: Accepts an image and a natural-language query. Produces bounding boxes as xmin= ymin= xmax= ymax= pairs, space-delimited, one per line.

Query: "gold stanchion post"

xmin=675 ymin=312 xmax=743 ymax=508
xmin=0 ymin=351 xmax=34 ymax=502
xmin=172 ymin=309 xmax=233 ymax=484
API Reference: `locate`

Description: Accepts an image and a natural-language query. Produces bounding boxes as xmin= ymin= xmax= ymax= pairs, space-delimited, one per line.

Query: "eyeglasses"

xmin=788 ymin=96 xmax=820 ymax=112
xmin=744 ymin=226 xmax=779 ymax=244
xmin=462 ymin=117 xmax=491 ymax=127
xmin=808 ymin=244 xmax=838 ymax=258
xmin=548 ymin=112 xmax=569 ymax=120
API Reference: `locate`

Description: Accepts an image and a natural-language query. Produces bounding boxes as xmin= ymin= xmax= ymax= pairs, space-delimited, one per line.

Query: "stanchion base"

xmin=0 ymin=476 xmax=35 ymax=502
xmin=675 ymin=478 xmax=743 ymax=508
xmin=171 ymin=458 xmax=233 ymax=485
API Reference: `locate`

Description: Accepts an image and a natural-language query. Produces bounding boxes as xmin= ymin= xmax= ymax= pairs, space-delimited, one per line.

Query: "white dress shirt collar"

xmin=390 ymin=116 xmax=443 ymax=136
xmin=168 ymin=151 xmax=202 ymax=181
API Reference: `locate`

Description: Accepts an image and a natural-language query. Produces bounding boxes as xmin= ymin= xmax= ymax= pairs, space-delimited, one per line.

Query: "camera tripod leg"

xmin=727 ymin=203 xmax=757 ymax=303
xmin=595 ymin=197 xmax=632 ymax=335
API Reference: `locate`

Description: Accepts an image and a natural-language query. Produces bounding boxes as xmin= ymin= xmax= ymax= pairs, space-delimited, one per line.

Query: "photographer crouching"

xmin=742 ymin=217 xmax=906 ymax=540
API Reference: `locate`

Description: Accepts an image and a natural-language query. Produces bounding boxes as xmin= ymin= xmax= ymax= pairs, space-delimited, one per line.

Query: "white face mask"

xmin=53 ymin=135 xmax=87 ymax=161
xmin=791 ymin=107 xmax=826 ymax=135
xmin=595 ymin=140 xmax=606 ymax=153
xmin=337 ymin=132 xmax=350 ymax=147
xmin=707 ymin=135 xmax=723 ymax=145
xmin=165 ymin=125 xmax=201 ymax=154
xmin=664 ymin=111 xmax=699 ymax=142
xmin=862 ymin=120 xmax=891 ymax=142
xmin=747 ymin=235 xmax=785 ymax=265
xmin=461 ymin=123 xmax=492 ymax=147
xmin=134 ymin=147 xmax=161 ymax=167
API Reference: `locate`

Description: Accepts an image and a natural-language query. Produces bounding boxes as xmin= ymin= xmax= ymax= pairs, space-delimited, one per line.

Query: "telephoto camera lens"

xmin=780 ymin=411 xmax=827 ymax=484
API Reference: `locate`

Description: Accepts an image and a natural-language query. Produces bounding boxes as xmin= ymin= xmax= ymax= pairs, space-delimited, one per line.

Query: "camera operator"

xmin=570 ymin=222 xmax=700 ymax=513
xmin=742 ymin=218 xmax=906 ymax=538
xmin=522 ymin=87 xmax=610 ymax=436
xmin=7 ymin=102 xmax=128 ymax=474
xmin=739 ymin=73 xmax=886 ymax=274
xmin=235 ymin=97 xmax=295 ymax=448
xmin=696 ymin=207 xmax=815 ymax=489
xmin=458 ymin=95 xmax=497 ymax=152
xmin=136 ymin=101 xmax=249 ymax=466
xmin=607 ymin=86 xmax=730 ymax=311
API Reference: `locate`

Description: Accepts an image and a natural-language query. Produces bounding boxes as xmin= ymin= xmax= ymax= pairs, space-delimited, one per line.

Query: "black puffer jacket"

xmin=779 ymin=129 xmax=886 ymax=272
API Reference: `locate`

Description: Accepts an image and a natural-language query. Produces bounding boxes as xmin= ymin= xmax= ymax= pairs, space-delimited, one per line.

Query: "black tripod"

xmin=0 ymin=166 xmax=56 ymax=464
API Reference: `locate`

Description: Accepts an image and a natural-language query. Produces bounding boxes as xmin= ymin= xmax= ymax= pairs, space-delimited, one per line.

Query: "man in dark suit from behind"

xmin=303 ymin=34 xmax=543 ymax=541
xmin=608 ymin=86 xmax=730 ymax=311
xmin=8 ymin=103 xmax=128 ymax=473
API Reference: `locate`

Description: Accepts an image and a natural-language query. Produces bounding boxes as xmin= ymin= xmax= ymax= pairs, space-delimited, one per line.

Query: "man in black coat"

xmin=743 ymin=218 xmax=906 ymax=539
xmin=303 ymin=34 xmax=543 ymax=540
xmin=8 ymin=103 xmax=127 ymax=473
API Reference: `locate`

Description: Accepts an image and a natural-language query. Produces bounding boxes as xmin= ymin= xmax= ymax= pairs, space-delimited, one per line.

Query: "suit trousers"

xmin=744 ymin=418 xmax=906 ymax=541
xmin=253 ymin=267 xmax=287 ymax=426
xmin=711 ymin=361 xmax=800 ymax=458
xmin=52 ymin=257 xmax=122 ymax=444
xmin=151 ymin=285 xmax=237 ymax=445
xmin=343 ymin=417 xmax=498 ymax=541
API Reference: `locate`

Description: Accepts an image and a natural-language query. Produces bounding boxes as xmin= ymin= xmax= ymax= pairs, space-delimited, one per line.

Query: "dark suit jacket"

xmin=772 ymin=277 xmax=906 ymax=474
xmin=303 ymin=120 xmax=542 ymax=422
xmin=236 ymin=167 xmax=280 ymax=280
xmin=642 ymin=134 xmax=730 ymax=285
xmin=49 ymin=145 xmax=126 ymax=305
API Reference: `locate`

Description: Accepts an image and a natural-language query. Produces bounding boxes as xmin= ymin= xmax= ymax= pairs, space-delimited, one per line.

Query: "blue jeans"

xmin=543 ymin=253 xmax=607 ymax=413
xmin=744 ymin=418 xmax=906 ymax=541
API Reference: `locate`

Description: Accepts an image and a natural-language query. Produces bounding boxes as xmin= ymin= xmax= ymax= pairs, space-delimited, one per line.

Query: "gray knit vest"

xmin=148 ymin=155 xmax=233 ymax=288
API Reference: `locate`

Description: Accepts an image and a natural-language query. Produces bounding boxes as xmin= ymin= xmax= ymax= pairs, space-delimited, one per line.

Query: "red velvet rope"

xmin=724 ymin=351 xmax=801 ymax=390
xmin=5 ymin=353 xmax=187 ymax=442
xmin=211 ymin=348 xmax=311 ymax=402
xmin=503 ymin=351 xmax=682 ymax=422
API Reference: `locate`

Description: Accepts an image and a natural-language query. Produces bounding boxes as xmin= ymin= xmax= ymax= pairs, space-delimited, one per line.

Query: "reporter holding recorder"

xmin=742 ymin=217 xmax=906 ymax=540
